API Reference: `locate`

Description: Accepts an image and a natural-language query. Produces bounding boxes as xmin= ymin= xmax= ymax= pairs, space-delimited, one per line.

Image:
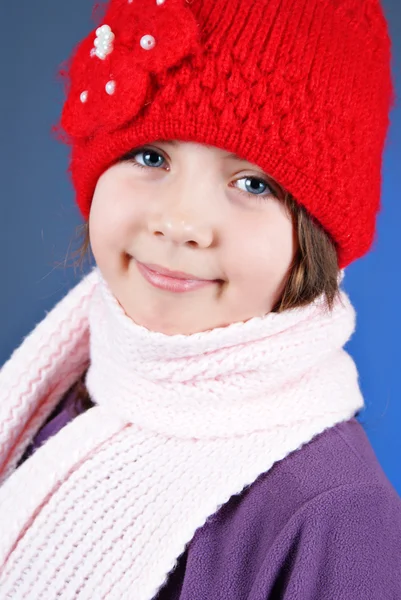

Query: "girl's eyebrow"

xmin=223 ymin=153 xmax=247 ymax=162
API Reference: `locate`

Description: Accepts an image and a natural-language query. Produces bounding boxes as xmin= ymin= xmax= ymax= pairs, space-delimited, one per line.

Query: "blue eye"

xmin=234 ymin=176 xmax=275 ymax=200
xmin=123 ymin=147 xmax=277 ymax=201
xmin=128 ymin=148 xmax=166 ymax=169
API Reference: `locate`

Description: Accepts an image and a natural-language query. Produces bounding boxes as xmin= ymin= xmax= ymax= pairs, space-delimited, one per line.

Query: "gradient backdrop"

xmin=1 ymin=1 xmax=400 ymax=494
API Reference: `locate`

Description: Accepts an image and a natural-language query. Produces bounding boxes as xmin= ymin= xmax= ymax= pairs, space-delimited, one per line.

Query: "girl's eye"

xmin=232 ymin=176 xmax=277 ymax=201
xmin=129 ymin=148 xmax=166 ymax=169
xmin=124 ymin=147 xmax=277 ymax=201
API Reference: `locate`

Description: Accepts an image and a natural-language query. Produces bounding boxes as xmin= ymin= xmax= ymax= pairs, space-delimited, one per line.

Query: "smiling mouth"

xmin=128 ymin=254 xmax=223 ymax=282
xmin=139 ymin=262 xmax=211 ymax=281
xmin=134 ymin=260 xmax=221 ymax=293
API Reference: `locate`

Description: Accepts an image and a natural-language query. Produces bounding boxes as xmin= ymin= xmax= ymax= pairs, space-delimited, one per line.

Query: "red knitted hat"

xmin=58 ymin=0 xmax=396 ymax=268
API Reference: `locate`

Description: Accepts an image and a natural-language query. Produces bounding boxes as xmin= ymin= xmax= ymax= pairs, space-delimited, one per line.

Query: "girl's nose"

xmin=146 ymin=178 xmax=216 ymax=248
xmin=147 ymin=213 xmax=214 ymax=248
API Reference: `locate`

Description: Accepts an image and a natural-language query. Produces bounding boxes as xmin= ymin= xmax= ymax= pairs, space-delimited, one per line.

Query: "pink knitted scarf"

xmin=0 ymin=267 xmax=364 ymax=599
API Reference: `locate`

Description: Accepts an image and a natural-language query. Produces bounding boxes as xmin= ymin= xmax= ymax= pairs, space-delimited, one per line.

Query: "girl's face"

xmin=89 ymin=140 xmax=297 ymax=335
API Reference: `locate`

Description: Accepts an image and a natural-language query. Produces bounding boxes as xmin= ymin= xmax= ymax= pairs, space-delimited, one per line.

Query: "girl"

xmin=0 ymin=0 xmax=400 ymax=598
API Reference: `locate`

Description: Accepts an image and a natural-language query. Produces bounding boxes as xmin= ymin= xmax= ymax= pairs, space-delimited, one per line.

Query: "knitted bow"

xmin=60 ymin=0 xmax=202 ymax=139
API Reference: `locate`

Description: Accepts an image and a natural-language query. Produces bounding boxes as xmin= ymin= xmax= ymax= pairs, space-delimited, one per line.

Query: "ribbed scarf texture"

xmin=0 ymin=267 xmax=364 ymax=599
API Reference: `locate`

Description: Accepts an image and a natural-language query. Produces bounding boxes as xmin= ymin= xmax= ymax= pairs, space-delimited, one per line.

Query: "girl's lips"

xmin=140 ymin=262 xmax=207 ymax=281
xmin=135 ymin=260 xmax=218 ymax=293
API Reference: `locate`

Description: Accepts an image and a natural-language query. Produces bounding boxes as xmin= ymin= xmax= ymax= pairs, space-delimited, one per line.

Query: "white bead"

xmin=140 ymin=35 xmax=156 ymax=50
xmin=95 ymin=50 xmax=106 ymax=59
xmin=80 ymin=91 xmax=88 ymax=103
xmin=100 ymin=24 xmax=111 ymax=34
xmin=156 ymin=0 xmax=166 ymax=4
xmin=105 ymin=80 xmax=116 ymax=95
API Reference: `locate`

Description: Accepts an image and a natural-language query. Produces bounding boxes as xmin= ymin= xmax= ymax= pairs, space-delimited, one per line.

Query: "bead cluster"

xmin=80 ymin=0 xmax=165 ymax=103
xmin=93 ymin=24 xmax=115 ymax=60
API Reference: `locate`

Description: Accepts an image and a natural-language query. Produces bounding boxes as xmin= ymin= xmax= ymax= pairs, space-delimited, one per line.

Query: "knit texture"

xmin=57 ymin=0 xmax=396 ymax=267
xmin=0 ymin=268 xmax=364 ymax=599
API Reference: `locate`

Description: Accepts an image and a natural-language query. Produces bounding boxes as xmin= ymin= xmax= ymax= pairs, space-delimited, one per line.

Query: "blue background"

xmin=1 ymin=1 xmax=400 ymax=494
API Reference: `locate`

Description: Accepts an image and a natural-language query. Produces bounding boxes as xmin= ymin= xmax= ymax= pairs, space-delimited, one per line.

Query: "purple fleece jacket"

xmin=17 ymin=383 xmax=401 ymax=600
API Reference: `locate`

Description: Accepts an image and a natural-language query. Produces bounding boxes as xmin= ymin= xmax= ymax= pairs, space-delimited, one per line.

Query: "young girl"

xmin=0 ymin=0 xmax=400 ymax=598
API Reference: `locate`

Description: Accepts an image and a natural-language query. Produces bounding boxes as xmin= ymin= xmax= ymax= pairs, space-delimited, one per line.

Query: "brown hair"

xmin=274 ymin=191 xmax=340 ymax=313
